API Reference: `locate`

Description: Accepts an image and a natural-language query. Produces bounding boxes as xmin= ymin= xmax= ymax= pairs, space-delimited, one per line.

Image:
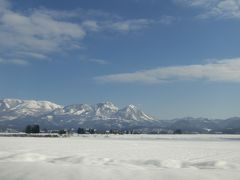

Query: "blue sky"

xmin=1 ymin=0 xmax=240 ymax=119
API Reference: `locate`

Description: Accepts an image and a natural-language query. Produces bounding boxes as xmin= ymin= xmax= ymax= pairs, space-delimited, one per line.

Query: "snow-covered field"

xmin=0 ymin=135 xmax=240 ymax=180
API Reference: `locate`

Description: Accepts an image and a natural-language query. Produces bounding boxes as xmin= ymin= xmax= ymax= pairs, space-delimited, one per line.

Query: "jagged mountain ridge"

xmin=1 ymin=99 xmax=240 ymax=133
xmin=0 ymin=99 xmax=155 ymax=130
xmin=48 ymin=101 xmax=153 ymax=121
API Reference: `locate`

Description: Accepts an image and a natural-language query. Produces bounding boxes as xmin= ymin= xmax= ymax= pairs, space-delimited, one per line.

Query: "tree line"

xmin=24 ymin=124 xmax=183 ymax=135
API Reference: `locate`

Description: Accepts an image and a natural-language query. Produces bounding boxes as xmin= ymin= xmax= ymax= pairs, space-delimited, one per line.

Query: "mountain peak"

xmin=124 ymin=104 xmax=138 ymax=111
xmin=127 ymin=104 xmax=137 ymax=109
xmin=0 ymin=98 xmax=62 ymax=120
xmin=58 ymin=104 xmax=93 ymax=115
xmin=92 ymin=102 xmax=119 ymax=118
xmin=94 ymin=101 xmax=118 ymax=111
xmin=116 ymin=104 xmax=154 ymax=121
xmin=1 ymin=98 xmax=61 ymax=109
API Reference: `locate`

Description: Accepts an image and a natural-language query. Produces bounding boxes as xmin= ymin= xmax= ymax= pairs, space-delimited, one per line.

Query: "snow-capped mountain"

xmin=51 ymin=102 xmax=118 ymax=118
xmin=48 ymin=102 xmax=152 ymax=122
xmin=93 ymin=102 xmax=119 ymax=119
xmin=52 ymin=104 xmax=93 ymax=116
xmin=115 ymin=105 xmax=154 ymax=121
xmin=0 ymin=99 xmax=155 ymax=130
xmin=0 ymin=99 xmax=62 ymax=121
xmin=1 ymin=99 xmax=240 ymax=133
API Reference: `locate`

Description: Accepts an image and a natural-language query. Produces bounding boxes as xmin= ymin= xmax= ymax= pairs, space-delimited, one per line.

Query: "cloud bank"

xmin=0 ymin=0 xmax=172 ymax=65
xmin=95 ymin=58 xmax=240 ymax=84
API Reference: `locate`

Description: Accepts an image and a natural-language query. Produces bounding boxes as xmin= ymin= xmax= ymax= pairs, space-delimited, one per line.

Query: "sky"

xmin=1 ymin=0 xmax=240 ymax=119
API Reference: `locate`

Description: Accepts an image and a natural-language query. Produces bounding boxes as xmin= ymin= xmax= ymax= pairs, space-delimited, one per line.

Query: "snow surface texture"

xmin=0 ymin=135 xmax=240 ymax=180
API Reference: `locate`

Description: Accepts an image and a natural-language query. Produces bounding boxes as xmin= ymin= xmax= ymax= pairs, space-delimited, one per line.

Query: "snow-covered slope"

xmin=0 ymin=99 xmax=62 ymax=121
xmin=115 ymin=105 xmax=154 ymax=121
xmin=52 ymin=104 xmax=93 ymax=116
xmin=93 ymin=102 xmax=118 ymax=119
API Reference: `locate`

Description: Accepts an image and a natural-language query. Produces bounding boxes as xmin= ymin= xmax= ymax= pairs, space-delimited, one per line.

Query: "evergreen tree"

xmin=25 ymin=125 xmax=32 ymax=134
xmin=58 ymin=129 xmax=66 ymax=135
xmin=88 ymin=128 xmax=95 ymax=134
xmin=174 ymin=129 xmax=182 ymax=134
xmin=25 ymin=124 xmax=40 ymax=133
xmin=77 ymin=128 xmax=85 ymax=134
xmin=32 ymin=125 xmax=40 ymax=133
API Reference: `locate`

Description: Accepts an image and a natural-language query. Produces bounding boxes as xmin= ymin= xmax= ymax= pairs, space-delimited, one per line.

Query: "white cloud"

xmin=0 ymin=0 xmax=173 ymax=65
xmin=159 ymin=15 xmax=177 ymax=25
xmin=82 ymin=20 xmax=100 ymax=31
xmin=95 ymin=57 xmax=240 ymax=84
xmin=79 ymin=56 xmax=109 ymax=65
xmin=0 ymin=0 xmax=9 ymax=10
xmin=81 ymin=18 xmax=171 ymax=33
xmin=176 ymin=0 xmax=217 ymax=7
xmin=15 ymin=52 xmax=49 ymax=60
xmin=88 ymin=59 xmax=109 ymax=65
xmin=176 ymin=0 xmax=240 ymax=19
xmin=103 ymin=16 xmax=176 ymax=32
xmin=0 ymin=0 xmax=86 ymax=65
xmin=0 ymin=58 xmax=28 ymax=66
xmin=0 ymin=11 xmax=86 ymax=47
xmin=108 ymin=19 xmax=153 ymax=32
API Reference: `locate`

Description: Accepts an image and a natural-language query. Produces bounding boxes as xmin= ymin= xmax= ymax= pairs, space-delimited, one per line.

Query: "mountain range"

xmin=0 ymin=98 xmax=240 ymax=133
